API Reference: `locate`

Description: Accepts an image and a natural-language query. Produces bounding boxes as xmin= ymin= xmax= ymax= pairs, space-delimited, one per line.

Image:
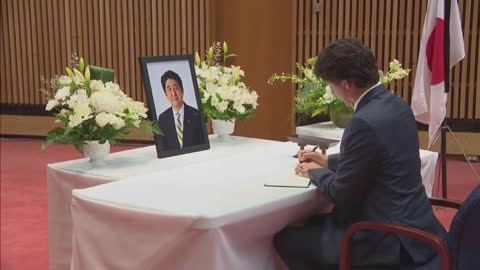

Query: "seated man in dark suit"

xmin=157 ymin=70 xmax=206 ymax=151
xmin=274 ymin=39 xmax=446 ymax=269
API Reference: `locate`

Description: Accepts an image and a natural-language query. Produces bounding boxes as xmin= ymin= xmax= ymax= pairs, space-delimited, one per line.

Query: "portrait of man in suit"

xmin=140 ymin=56 xmax=209 ymax=158
xmin=157 ymin=70 xmax=206 ymax=151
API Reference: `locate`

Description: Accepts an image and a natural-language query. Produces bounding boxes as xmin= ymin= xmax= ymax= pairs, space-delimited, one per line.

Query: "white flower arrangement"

xmin=194 ymin=42 xmax=258 ymax=122
xmin=41 ymin=58 xmax=160 ymax=151
xmin=269 ymin=57 xmax=411 ymax=119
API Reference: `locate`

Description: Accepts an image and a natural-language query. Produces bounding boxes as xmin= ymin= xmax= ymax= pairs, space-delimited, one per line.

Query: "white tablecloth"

xmin=47 ymin=136 xmax=326 ymax=270
xmin=47 ymin=135 xmax=438 ymax=270
xmin=70 ymin=141 xmax=331 ymax=270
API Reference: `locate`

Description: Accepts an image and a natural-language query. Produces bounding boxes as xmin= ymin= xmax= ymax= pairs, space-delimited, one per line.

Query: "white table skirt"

xmin=47 ymin=136 xmax=437 ymax=270
xmin=69 ymin=141 xmax=331 ymax=270
xmin=47 ymin=136 xmax=288 ymax=270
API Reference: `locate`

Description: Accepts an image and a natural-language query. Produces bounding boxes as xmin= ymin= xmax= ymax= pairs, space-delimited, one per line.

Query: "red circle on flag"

xmin=425 ymin=18 xmax=445 ymax=85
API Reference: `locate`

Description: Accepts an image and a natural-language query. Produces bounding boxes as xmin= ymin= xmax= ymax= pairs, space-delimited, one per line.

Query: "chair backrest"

xmin=447 ymin=184 xmax=480 ymax=270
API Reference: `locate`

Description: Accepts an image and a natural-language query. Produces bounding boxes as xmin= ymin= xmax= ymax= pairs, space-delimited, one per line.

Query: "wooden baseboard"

xmin=418 ymin=131 xmax=480 ymax=155
xmin=2 ymin=115 xmax=479 ymax=155
xmin=0 ymin=115 xmax=154 ymax=141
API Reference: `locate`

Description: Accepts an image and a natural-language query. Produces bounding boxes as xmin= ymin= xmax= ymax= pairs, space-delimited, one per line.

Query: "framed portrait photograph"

xmin=140 ymin=55 xmax=210 ymax=158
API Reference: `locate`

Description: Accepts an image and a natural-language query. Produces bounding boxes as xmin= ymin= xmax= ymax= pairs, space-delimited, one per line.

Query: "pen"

xmin=299 ymin=145 xmax=319 ymax=163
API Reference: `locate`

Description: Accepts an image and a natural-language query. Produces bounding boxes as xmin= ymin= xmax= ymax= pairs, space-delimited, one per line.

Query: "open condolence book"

xmin=264 ymin=173 xmax=311 ymax=188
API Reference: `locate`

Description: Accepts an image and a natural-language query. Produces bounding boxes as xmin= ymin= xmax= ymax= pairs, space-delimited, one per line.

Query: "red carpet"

xmin=0 ymin=139 xmax=138 ymax=270
xmin=0 ymin=138 xmax=478 ymax=270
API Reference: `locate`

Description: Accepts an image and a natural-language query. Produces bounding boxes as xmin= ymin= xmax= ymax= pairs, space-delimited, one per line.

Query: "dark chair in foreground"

xmin=339 ymin=185 xmax=480 ymax=270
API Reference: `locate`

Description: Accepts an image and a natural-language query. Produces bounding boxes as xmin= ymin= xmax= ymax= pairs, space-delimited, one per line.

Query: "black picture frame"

xmin=140 ymin=55 xmax=210 ymax=158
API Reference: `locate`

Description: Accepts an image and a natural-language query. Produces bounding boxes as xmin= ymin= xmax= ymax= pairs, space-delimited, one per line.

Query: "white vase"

xmin=83 ymin=140 xmax=110 ymax=165
xmin=211 ymin=119 xmax=235 ymax=140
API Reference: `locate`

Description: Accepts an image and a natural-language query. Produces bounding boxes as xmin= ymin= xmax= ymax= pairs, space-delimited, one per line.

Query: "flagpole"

xmin=441 ymin=0 xmax=451 ymax=198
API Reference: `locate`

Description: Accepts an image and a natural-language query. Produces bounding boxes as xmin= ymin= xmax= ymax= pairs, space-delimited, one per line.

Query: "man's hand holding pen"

xmin=295 ymin=146 xmax=328 ymax=178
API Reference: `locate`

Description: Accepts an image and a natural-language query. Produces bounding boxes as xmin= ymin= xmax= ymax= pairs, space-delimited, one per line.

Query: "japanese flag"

xmin=411 ymin=0 xmax=465 ymax=148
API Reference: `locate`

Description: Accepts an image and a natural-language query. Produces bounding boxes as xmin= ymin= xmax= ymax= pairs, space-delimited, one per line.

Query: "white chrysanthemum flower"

xmin=54 ymin=86 xmax=70 ymax=101
xmin=45 ymin=99 xmax=58 ymax=111
xmin=76 ymin=89 xmax=89 ymax=106
xmin=95 ymin=112 xmax=110 ymax=127
xmin=211 ymin=95 xmax=220 ymax=107
xmin=214 ymin=100 xmax=229 ymax=113
xmin=66 ymin=94 xmax=78 ymax=109
xmin=74 ymin=104 xmax=92 ymax=118
xmin=126 ymin=100 xmax=148 ymax=118
xmin=104 ymin=82 xmax=124 ymax=96
xmin=90 ymin=80 xmax=105 ymax=92
xmin=57 ymin=76 xmax=72 ymax=86
xmin=233 ymin=102 xmax=245 ymax=114
xmin=95 ymin=112 xmax=124 ymax=129
xmin=68 ymin=114 xmax=85 ymax=127
xmin=90 ymin=91 xmax=125 ymax=114
xmin=112 ymin=117 xmax=125 ymax=130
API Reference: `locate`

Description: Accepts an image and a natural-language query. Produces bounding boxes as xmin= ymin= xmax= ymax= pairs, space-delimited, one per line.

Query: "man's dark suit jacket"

xmin=308 ymin=84 xmax=446 ymax=267
xmin=157 ymin=103 xmax=206 ymax=151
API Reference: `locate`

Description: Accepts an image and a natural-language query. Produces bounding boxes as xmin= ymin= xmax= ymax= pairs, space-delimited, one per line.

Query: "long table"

xmin=70 ymin=140 xmax=330 ymax=270
xmin=47 ymin=136 xmax=437 ymax=270
xmin=48 ymin=136 xmax=330 ymax=270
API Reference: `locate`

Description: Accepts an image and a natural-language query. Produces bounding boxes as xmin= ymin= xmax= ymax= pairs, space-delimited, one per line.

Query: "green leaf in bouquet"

xmin=42 ymin=127 xmax=67 ymax=150
xmin=301 ymin=82 xmax=318 ymax=98
xmin=224 ymin=54 xmax=237 ymax=60
xmin=140 ymin=120 xmax=162 ymax=136
xmin=73 ymin=141 xmax=83 ymax=153
xmin=64 ymin=126 xmax=73 ymax=136
xmin=55 ymin=114 xmax=68 ymax=124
